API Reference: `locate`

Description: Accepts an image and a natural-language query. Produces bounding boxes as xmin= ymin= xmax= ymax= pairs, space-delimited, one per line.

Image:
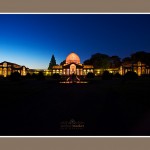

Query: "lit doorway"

xmin=70 ymin=64 xmax=76 ymax=74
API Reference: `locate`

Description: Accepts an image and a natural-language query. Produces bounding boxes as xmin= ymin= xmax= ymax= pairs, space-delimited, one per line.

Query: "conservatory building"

xmin=52 ymin=52 xmax=94 ymax=75
xmin=52 ymin=52 xmax=150 ymax=76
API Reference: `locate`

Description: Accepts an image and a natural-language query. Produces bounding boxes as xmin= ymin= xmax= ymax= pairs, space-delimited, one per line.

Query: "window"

xmin=3 ymin=62 xmax=7 ymax=67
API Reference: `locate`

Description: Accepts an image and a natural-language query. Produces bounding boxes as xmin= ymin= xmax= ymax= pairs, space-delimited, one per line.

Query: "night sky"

xmin=0 ymin=14 xmax=150 ymax=69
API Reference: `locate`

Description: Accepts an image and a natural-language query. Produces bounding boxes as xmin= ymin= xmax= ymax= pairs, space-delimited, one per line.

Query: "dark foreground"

xmin=0 ymin=78 xmax=150 ymax=136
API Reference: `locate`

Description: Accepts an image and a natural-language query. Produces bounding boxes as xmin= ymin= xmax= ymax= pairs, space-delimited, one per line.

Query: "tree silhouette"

xmin=122 ymin=57 xmax=132 ymax=64
xmin=110 ymin=56 xmax=121 ymax=68
xmin=131 ymin=51 xmax=150 ymax=66
xmin=60 ymin=60 xmax=66 ymax=65
xmin=83 ymin=59 xmax=91 ymax=65
xmin=48 ymin=54 xmax=56 ymax=70
xmin=84 ymin=53 xmax=110 ymax=69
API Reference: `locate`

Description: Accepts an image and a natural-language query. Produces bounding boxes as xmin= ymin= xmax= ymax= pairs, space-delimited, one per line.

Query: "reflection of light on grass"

xmin=60 ymin=81 xmax=88 ymax=84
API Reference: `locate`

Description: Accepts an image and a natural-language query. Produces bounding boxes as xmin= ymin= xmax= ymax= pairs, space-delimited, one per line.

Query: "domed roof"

xmin=66 ymin=52 xmax=80 ymax=64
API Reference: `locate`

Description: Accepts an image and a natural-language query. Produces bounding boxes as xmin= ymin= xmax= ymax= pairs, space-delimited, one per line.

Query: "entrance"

xmin=70 ymin=64 xmax=76 ymax=74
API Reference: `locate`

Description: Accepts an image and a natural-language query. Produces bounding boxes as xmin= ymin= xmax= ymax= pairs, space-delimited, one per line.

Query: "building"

xmin=52 ymin=52 xmax=94 ymax=76
xmin=52 ymin=52 xmax=150 ymax=76
xmin=1 ymin=52 xmax=150 ymax=77
xmin=0 ymin=61 xmax=29 ymax=77
xmin=119 ymin=61 xmax=150 ymax=76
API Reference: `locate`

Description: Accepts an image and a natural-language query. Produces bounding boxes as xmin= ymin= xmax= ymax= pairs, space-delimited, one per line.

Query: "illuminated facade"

xmin=0 ymin=61 xmax=28 ymax=77
xmin=52 ymin=52 xmax=94 ymax=75
xmin=52 ymin=52 xmax=150 ymax=76
xmin=119 ymin=61 xmax=150 ymax=76
xmin=1 ymin=53 xmax=150 ymax=78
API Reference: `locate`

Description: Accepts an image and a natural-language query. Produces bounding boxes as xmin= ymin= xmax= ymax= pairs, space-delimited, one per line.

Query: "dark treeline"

xmin=83 ymin=51 xmax=150 ymax=68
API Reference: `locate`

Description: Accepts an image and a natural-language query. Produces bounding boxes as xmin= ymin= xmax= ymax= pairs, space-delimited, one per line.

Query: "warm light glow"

xmin=83 ymin=65 xmax=94 ymax=68
xmin=53 ymin=66 xmax=62 ymax=69
xmin=66 ymin=53 xmax=80 ymax=64
xmin=60 ymin=81 xmax=87 ymax=84
xmin=3 ymin=68 xmax=7 ymax=77
xmin=70 ymin=64 xmax=76 ymax=74
xmin=138 ymin=67 xmax=141 ymax=76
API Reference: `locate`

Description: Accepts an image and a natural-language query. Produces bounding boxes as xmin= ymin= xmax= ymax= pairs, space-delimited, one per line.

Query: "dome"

xmin=66 ymin=52 xmax=80 ymax=64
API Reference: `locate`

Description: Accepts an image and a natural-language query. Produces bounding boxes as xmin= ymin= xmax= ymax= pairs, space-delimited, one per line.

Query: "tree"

xmin=121 ymin=51 xmax=150 ymax=66
xmin=84 ymin=53 xmax=110 ymax=69
xmin=83 ymin=59 xmax=92 ymax=65
xmin=60 ymin=60 xmax=66 ymax=65
xmin=48 ymin=54 xmax=56 ymax=70
xmin=122 ymin=57 xmax=132 ymax=64
xmin=110 ymin=56 xmax=121 ymax=68
xmin=92 ymin=53 xmax=110 ymax=69
xmin=131 ymin=51 xmax=150 ymax=66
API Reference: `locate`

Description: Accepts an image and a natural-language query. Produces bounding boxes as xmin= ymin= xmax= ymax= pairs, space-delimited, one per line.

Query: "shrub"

xmin=37 ymin=71 xmax=45 ymax=80
xmin=10 ymin=71 xmax=21 ymax=81
xmin=114 ymin=72 xmax=122 ymax=79
xmin=52 ymin=73 xmax=61 ymax=80
xmin=124 ymin=71 xmax=138 ymax=80
xmin=86 ymin=72 xmax=95 ymax=78
xmin=141 ymin=74 xmax=150 ymax=78
xmin=26 ymin=73 xmax=31 ymax=79
xmin=101 ymin=70 xmax=112 ymax=80
xmin=32 ymin=73 xmax=37 ymax=79
xmin=0 ymin=75 xmax=4 ymax=80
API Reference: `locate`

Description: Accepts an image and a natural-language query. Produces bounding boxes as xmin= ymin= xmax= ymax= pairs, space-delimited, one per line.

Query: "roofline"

xmin=0 ymin=61 xmax=26 ymax=67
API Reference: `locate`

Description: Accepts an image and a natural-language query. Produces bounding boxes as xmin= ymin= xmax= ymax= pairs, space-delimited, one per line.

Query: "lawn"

xmin=0 ymin=78 xmax=150 ymax=135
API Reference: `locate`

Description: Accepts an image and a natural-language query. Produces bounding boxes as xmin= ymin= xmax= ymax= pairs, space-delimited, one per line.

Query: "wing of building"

xmin=0 ymin=61 xmax=29 ymax=77
xmin=119 ymin=61 xmax=150 ymax=76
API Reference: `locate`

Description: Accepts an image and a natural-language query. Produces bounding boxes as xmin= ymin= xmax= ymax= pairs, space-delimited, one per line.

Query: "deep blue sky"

xmin=0 ymin=14 xmax=150 ymax=69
